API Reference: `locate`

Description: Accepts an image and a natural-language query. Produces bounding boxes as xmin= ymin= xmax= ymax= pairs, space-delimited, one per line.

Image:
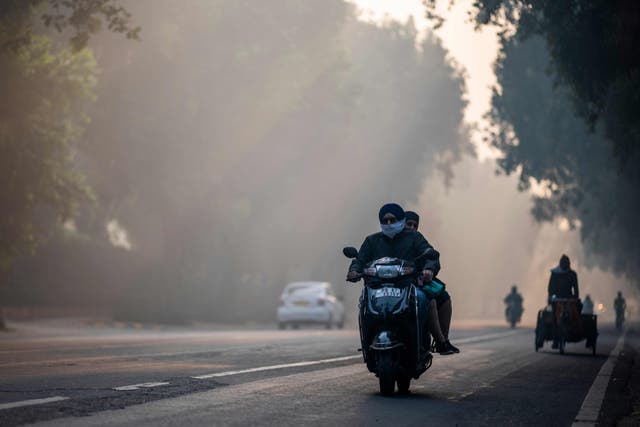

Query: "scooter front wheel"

xmin=397 ymin=374 xmax=410 ymax=394
xmin=377 ymin=351 xmax=395 ymax=396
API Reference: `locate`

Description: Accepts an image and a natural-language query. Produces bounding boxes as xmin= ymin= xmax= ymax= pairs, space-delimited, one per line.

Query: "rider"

xmin=547 ymin=254 xmax=579 ymax=348
xmin=504 ymin=285 xmax=523 ymax=320
xmin=548 ymin=254 xmax=579 ymax=302
xmin=347 ymin=203 xmax=456 ymax=355
xmin=405 ymin=210 xmax=459 ymax=353
xmin=582 ymin=294 xmax=594 ymax=315
xmin=614 ymin=291 xmax=626 ymax=327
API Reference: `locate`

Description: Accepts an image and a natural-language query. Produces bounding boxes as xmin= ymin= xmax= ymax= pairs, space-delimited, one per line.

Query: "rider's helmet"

xmin=559 ymin=254 xmax=570 ymax=271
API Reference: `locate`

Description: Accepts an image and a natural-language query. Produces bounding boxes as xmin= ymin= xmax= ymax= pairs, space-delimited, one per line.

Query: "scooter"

xmin=505 ymin=302 xmax=523 ymax=328
xmin=343 ymin=246 xmax=434 ymax=396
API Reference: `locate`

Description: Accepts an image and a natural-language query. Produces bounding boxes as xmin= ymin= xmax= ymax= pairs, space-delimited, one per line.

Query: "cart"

xmin=534 ymin=298 xmax=598 ymax=355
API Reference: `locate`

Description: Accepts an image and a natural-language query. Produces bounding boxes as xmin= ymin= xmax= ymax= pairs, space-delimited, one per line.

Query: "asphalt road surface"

xmin=0 ymin=321 xmax=621 ymax=426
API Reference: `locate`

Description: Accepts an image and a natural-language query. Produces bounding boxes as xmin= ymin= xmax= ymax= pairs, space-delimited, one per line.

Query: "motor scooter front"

xmin=344 ymin=247 xmax=431 ymax=395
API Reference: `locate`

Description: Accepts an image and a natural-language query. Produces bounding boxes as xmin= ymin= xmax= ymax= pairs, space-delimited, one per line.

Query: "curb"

xmin=572 ymin=332 xmax=626 ymax=426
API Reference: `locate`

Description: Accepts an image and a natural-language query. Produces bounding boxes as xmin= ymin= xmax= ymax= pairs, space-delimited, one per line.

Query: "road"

xmin=0 ymin=321 xmax=622 ymax=426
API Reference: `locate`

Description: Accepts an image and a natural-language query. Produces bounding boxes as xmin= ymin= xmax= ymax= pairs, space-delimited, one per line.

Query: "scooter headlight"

xmin=376 ymin=265 xmax=399 ymax=279
xmin=363 ymin=267 xmax=377 ymax=276
xmin=400 ymin=266 xmax=414 ymax=276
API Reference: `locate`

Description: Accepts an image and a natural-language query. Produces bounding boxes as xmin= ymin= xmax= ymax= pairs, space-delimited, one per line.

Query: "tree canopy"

xmin=488 ymin=35 xmax=639 ymax=279
xmin=5 ymin=0 xmax=470 ymax=323
xmin=425 ymin=0 xmax=640 ymax=281
xmin=426 ymin=0 xmax=640 ymax=164
xmin=0 ymin=35 xmax=96 ymax=270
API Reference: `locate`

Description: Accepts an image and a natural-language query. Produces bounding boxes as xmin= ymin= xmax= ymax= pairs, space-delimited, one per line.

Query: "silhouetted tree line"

xmin=2 ymin=1 xmax=469 ymax=324
xmin=0 ymin=0 xmax=138 ymax=327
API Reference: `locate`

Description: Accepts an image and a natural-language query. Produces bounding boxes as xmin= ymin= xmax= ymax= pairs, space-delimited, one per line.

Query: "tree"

xmin=0 ymin=0 xmax=137 ymax=328
xmin=7 ymin=0 xmax=469 ymax=324
xmin=0 ymin=36 xmax=96 ymax=272
xmin=488 ymin=34 xmax=640 ymax=280
xmin=424 ymin=0 xmax=640 ymax=281
xmin=1 ymin=0 xmax=139 ymax=53
xmin=425 ymin=0 xmax=640 ymax=163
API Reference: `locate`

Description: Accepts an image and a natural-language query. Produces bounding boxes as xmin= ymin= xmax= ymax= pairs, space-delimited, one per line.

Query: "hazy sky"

xmin=347 ymin=0 xmax=500 ymax=159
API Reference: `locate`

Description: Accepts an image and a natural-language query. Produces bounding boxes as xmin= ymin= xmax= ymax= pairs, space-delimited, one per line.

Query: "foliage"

xmin=0 ymin=36 xmax=96 ymax=270
xmin=0 ymin=0 xmax=135 ymax=273
xmin=8 ymin=0 xmax=469 ymax=322
xmin=426 ymin=0 xmax=640 ymax=163
xmin=424 ymin=0 xmax=640 ymax=280
xmin=0 ymin=0 xmax=139 ymax=53
xmin=488 ymin=35 xmax=640 ymax=279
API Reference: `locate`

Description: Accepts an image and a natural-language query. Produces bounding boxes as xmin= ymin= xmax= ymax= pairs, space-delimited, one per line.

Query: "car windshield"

xmin=284 ymin=283 xmax=328 ymax=297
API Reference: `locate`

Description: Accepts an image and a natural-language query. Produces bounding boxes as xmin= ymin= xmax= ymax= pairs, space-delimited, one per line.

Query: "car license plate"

xmin=375 ymin=288 xmax=401 ymax=298
xmin=293 ymin=301 xmax=309 ymax=306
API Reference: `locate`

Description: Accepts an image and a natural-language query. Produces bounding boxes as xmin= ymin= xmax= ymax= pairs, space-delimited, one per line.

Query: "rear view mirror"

xmin=343 ymin=246 xmax=358 ymax=259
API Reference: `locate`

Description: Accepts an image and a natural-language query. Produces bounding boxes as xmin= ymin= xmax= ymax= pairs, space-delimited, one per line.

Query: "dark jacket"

xmin=547 ymin=266 xmax=579 ymax=302
xmin=504 ymin=293 xmax=523 ymax=307
xmin=348 ymin=229 xmax=440 ymax=275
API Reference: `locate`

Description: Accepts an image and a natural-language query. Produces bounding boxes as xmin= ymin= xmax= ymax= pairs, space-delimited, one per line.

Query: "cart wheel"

xmin=592 ymin=339 xmax=597 ymax=356
xmin=535 ymin=317 xmax=544 ymax=352
xmin=535 ymin=333 xmax=542 ymax=352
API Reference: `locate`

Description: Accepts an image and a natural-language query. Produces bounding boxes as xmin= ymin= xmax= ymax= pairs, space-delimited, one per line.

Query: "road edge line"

xmin=572 ymin=332 xmax=625 ymax=426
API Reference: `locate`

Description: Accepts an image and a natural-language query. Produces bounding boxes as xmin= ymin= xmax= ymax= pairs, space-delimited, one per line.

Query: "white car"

xmin=277 ymin=281 xmax=345 ymax=329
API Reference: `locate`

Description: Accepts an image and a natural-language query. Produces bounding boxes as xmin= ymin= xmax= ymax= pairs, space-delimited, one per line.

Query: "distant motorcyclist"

xmin=347 ymin=203 xmax=456 ymax=355
xmin=614 ymin=291 xmax=626 ymax=331
xmin=504 ymin=285 xmax=523 ymax=328
xmin=548 ymin=254 xmax=579 ymax=348
xmin=405 ymin=210 xmax=459 ymax=353
xmin=582 ymin=294 xmax=594 ymax=315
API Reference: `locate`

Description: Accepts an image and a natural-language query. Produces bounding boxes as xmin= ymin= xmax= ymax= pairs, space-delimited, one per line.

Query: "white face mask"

xmin=381 ymin=218 xmax=406 ymax=238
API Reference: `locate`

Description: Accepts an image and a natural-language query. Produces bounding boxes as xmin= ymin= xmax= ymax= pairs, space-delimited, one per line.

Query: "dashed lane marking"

xmin=572 ymin=332 xmax=625 ymax=426
xmin=192 ymin=355 xmax=361 ymax=379
xmin=192 ymin=329 xmax=525 ymax=380
xmin=114 ymin=381 xmax=171 ymax=391
xmin=0 ymin=396 xmax=69 ymax=411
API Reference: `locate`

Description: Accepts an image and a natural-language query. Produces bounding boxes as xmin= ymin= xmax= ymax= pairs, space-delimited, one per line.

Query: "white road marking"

xmin=192 ymin=329 xmax=524 ymax=380
xmin=192 ymin=355 xmax=361 ymax=379
xmin=114 ymin=381 xmax=171 ymax=391
xmin=572 ymin=333 xmax=625 ymax=426
xmin=0 ymin=396 xmax=69 ymax=411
